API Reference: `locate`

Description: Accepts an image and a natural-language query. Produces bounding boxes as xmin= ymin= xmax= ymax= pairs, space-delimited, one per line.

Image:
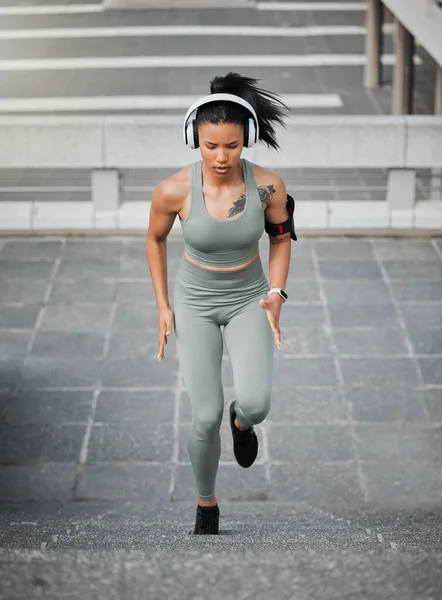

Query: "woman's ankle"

xmin=198 ymin=497 xmax=217 ymax=507
xmin=234 ymin=417 xmax=249 ymax=431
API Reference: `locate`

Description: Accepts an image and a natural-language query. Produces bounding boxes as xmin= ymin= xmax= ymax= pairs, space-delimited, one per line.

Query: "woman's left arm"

xmin=259 ymin=176 xmax=292 ymax=350
xmin=264 ymin=176 xmax=291 ymax=291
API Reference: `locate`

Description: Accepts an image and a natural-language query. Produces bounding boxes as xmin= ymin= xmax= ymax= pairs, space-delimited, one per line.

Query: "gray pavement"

xmin=0 ymin=235 xmax=442 ymax=597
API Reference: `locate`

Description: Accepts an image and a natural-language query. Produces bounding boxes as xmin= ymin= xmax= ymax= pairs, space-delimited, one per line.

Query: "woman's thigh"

xmin=223 ymin=301 xmax=275 ymax=402
xmin=174 ymin=299 xmax=225 ymax=423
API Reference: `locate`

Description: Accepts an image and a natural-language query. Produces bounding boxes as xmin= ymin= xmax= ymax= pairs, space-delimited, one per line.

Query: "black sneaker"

xmin=229 ymin=401 xmax=258 ymax=468
xmin=193 ymin=504 xmax=220 ymax=535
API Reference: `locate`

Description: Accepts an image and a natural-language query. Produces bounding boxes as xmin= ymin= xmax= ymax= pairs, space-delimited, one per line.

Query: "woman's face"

xmin=198 ymin=121 xmax=244 ymax=177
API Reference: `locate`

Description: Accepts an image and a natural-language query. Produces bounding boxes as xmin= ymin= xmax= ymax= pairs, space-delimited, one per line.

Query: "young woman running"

xmin=146 ymin=72 xmax=295 ymax=535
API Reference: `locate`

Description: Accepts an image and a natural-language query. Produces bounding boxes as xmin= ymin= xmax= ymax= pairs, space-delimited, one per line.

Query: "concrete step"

xmin=1 ymin=546 xmax=441 ymax=600
xmin=3 ymin=504 xmax=441 ymax=598
xmin=2 ymin=503 xmax=442 ymax=552
xmin=104 ymin=0 xmax=254 ymax=8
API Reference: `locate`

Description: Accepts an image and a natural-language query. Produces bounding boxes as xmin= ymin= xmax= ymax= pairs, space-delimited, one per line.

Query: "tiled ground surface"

xmin=0 ymin=235 xmax=441 ymax=507
xmin=0 ymin=235 xmax=442 ymax=597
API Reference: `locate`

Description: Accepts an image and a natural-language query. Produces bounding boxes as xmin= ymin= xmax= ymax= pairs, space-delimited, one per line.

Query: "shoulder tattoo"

xmin=227 ymin=183 xmax=276 ymax=218
xmin=258 ymin=185 xmax=276 ymax=210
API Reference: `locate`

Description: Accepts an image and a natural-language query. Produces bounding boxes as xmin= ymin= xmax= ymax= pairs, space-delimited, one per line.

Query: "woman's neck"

xmin=201 ymin=159 xmax=244 ymax=189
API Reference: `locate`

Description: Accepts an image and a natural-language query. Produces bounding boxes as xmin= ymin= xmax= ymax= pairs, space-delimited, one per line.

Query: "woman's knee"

xmin=237 ymin=390 xmax=271 ymax=425
xmin=192 ymin=409 xmax=223 ymax=441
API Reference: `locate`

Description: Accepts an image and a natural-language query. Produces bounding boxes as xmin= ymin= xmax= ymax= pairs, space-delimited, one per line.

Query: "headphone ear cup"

xmin=192 ymin=120 xmax=199 ymax=149
xmin=244 ymin=118 xmax=256 ymax=148
xmin=185 ymin=119 xmax=198 ymax=149
xmin=185 ymin=121 xmax=194 ymax=149
xmin=243 ymin=118 xmax=249 ymax=147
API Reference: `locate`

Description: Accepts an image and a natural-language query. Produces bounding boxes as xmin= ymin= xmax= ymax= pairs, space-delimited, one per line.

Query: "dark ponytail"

xmin=195 ymin=72 xmax=289 ymax=150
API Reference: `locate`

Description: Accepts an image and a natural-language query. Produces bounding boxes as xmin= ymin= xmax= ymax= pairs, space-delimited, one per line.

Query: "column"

xmin=91 ymin=169 xmax=120 ymax=229
xmin=392 ymin=20 xmax=414 ymax=114
xmin=387 ymin=169 xmax=416 ymax=210
xmin=364 ymin=0 xmax=383 ymax=89
xmin=430 ymin=65 xmax=442 ymax=200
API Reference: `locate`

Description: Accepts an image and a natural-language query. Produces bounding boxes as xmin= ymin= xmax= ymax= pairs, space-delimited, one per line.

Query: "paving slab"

xmin=0 ymin=280 xmax=48 ymax=303
xmin=0 ymin=240 xmax=62 ymax=260
xmin=0 ymin=332 xmax=32 ymax=360
xmin=339 ymin=357 xmax=420 ymax=387
xmin=389 ymin=281 xmax=442 ymax=303
xmin=0 ymin=389 xmax=94 ymax=425
xmin=280 ymin=326 xmax=331 ymax=354
xmin=346 ymin=387 xmax=431 ymax=423
xmin=30 ymin=331 xmax=106 ymax=358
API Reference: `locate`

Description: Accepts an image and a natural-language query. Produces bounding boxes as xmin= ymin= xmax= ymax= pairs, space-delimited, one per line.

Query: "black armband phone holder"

xmin=264 ymin=193 xmax=297 ymax=241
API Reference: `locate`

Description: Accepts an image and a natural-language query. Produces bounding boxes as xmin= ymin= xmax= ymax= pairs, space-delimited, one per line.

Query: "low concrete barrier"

xmin=0 ymin=116 xmax=104 ymax=169
xmin=0 ymin=115 xmax=441 ymax=231
xmin=2 ymin=115 xmax=441 ymax=169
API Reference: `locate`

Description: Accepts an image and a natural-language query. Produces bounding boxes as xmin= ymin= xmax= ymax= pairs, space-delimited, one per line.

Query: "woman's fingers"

xmin=268 ymin=313 xmax=281 ymax=350
xmin=158 ymin=330 xmax=165 ymax=360
xmin=158 ymin=309 xmax=174 ymax=360
xmin=165 ymin=311 xmax=174 ymax=340
xmin=273 ymin=326 xmax=282 ymax=351
xmin=158 ymin=320 xmax=167 ymax=360
xmin=260 ymin=298 xmax=282 ymax=351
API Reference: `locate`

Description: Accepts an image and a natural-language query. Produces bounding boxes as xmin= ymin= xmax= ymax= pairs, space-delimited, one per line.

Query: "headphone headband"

xmin=182 ymin=93 xmax=260 ymax=146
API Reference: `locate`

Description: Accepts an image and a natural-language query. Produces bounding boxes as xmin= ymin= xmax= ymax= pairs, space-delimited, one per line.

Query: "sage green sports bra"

xmin=180 ymin=158 xmax=264 ymax=268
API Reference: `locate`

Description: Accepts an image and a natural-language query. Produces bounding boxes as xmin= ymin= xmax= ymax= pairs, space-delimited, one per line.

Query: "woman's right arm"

xmin=145 ymin=180 xmax=180 ymax=361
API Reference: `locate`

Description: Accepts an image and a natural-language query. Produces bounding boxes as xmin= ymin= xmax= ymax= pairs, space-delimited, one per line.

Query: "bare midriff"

xmin=184 ymin=251 xmax=259 ymax=273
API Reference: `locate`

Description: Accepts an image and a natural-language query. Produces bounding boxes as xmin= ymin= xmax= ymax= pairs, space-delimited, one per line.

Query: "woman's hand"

xmin=259 ymin=294 xmax=284 ymax=351
xmin=157 ymin=306 xmax=174 ymax=361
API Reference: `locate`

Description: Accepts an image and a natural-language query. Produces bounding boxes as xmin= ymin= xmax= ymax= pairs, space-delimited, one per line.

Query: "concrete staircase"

xmin=1 ymin=504 xmax=442 ymax=598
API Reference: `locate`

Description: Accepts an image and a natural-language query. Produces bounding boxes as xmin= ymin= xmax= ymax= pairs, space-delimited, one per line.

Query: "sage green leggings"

xmin=173 ymin=256 xmax=274 ymax=500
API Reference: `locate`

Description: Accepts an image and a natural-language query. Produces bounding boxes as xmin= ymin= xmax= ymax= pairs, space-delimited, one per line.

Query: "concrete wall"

xmin=1 ymin=115 xmax=441 ymax=170
xmin=1 ymin=115 xmax=441 ymax=232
